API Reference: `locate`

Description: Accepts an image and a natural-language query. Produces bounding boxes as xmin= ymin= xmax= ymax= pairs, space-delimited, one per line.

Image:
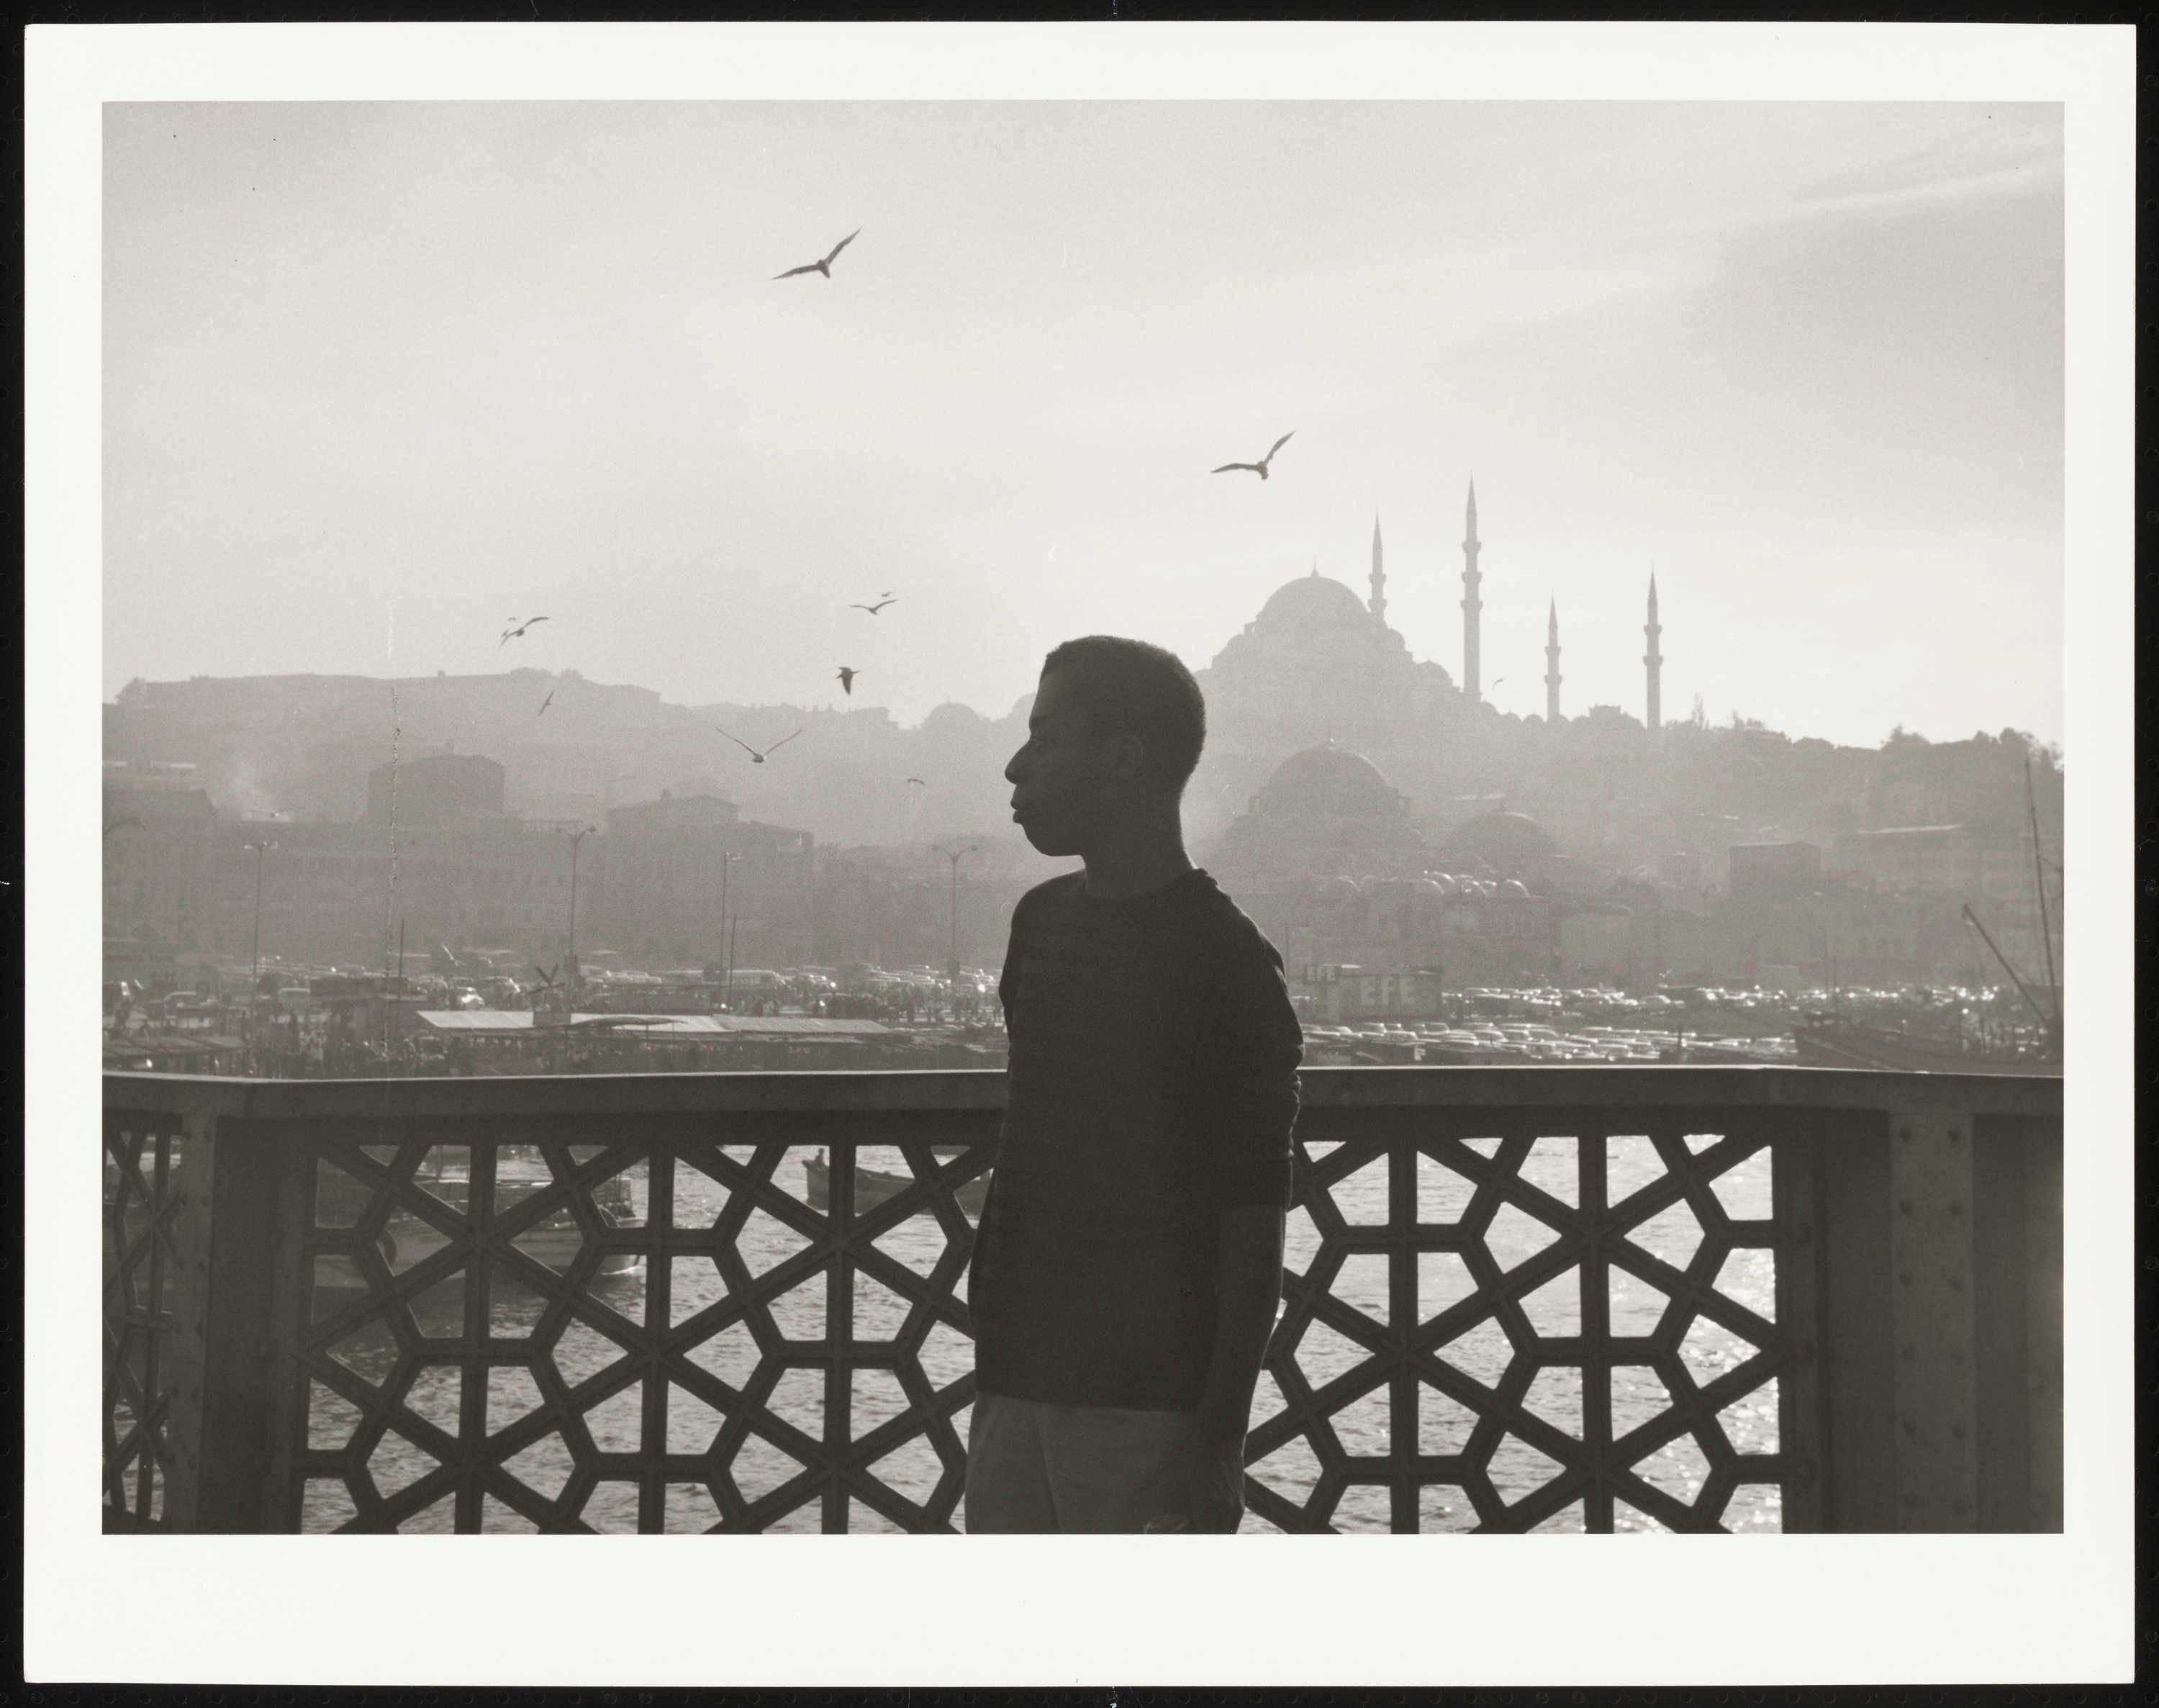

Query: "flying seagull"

xmin=905 ymin=777 xmax=926 ymax=787
xmin=1211 ymin=431 xmax=1295 ymax=481
xmin=500 ymin=615 xmax=550 ymax=646
xmin=537 ymin=688 xmax=556 ymax=717
xmin=836 ymin=667 xmax=861 ymax=696
xmin=850 ymin=595 xmax=898 ymax=615
xmin=774 ymin=229 xmax=861 ymax=281
xmin=715 ymin=726 xmax=804 ymax=764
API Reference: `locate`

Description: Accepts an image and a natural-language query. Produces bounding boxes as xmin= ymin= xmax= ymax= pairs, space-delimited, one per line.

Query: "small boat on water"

xmin=127 ymin=1155 xmax=646 ymax=1291
xmin=802 ymin=1150 xmax=989 ymax=1218
xmin=312 ymin=1153 xmax=646 ymax=1285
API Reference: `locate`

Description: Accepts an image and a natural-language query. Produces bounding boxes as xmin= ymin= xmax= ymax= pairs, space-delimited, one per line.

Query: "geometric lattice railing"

xmin=101 ymin=1066 xmax=2063 ymax=1534
xmin=1258 ymin=1118 xmax=1793 ymax=1532
xmin=292 ymin=1132 xmax=991 ymax=1534
xmin=102 ymin=1113 xmax=186 ymax=1529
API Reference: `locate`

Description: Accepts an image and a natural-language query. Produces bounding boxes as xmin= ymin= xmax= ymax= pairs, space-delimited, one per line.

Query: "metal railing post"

xmin=1770 ymin=1111 xmax=1829 ymax=1531
xmin=1806 ymin=1097 xmax=2064 ymax=1532
xmin=1886 ymin=1109 xmax=1984 ymax=1529
xmin=1809 ymin=1105 xmax=1899 ymax=1528
xmin=153 ymin=1101 xmax=307 ymax=1532
xmin=1970 ymin=1111 xmax=2063 ymax=1531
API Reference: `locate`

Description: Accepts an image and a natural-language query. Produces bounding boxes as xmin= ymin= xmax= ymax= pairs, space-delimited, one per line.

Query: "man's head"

xmin=1004 ymin=636 xmax=1207 ymax=858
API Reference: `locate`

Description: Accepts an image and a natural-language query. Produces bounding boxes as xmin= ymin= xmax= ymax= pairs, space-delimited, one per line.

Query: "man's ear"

xmin=1105 ymin=732 xmax=1149 ymax=783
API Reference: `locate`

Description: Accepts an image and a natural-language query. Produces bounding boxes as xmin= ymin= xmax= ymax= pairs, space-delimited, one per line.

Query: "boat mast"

xmin=1960 ymin=903 xmax=2052 ymax=1029
xmin=2024 ymin=755 xmax=2061 ymax=1029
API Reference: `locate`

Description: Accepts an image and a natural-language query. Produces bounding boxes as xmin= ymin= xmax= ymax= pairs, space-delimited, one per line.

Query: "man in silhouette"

xmin=967 ymin=636 xmax=1303 ymax=1533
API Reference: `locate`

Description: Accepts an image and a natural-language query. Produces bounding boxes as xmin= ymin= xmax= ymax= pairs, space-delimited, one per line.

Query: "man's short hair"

xmin=1041 ymin=635 xmax=1207 ymax=796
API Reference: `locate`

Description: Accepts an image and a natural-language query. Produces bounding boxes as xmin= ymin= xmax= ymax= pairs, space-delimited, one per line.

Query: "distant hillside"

xmin=107 ymin=668 xmax=2060 ymax=873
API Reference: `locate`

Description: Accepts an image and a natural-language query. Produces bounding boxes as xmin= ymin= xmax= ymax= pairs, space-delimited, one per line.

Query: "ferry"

xmin=309 ymin=1151 xmax=645 ymax=1285
xmin=802 ymin=1150 xmax=989 ymax=1218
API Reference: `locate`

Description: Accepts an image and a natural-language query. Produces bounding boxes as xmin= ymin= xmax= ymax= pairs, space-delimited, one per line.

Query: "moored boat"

xmin=802 ymin=1150 xmax=989 ymax=1218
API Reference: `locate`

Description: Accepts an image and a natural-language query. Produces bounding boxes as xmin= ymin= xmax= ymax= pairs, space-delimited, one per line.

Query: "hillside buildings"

xmin=105 ymin=483 xmax=2061 ymax=998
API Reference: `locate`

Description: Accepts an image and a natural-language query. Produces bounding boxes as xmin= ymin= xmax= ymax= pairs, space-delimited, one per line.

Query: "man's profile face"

xmin=1004 ymin=668 xmax=1116 ymax=858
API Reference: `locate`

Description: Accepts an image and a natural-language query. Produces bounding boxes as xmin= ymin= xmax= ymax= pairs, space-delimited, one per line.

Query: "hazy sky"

xmin=104 ymin=101 xmax=2063 ymax=746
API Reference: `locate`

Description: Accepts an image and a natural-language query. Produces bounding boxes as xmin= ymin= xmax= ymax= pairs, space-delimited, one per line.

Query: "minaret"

xmin=1544 ymin=597 xmax=1562 ymax=723
xmin=1367 ymin=515 xmax=1387 ymax=627
xmin=1644 ymin=570 xmax=1663 ymax=733
xmin=1461 ymin=479 xmax=1483 ymax=700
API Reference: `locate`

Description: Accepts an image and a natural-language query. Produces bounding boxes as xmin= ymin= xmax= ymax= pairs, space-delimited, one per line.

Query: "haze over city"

xmin=104 ymin=100 xmax=2063 ymax=750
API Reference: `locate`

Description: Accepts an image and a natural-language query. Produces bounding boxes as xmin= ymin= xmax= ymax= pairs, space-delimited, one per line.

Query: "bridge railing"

xmin=101 ymin=1065 xmax=2060 ymax=1533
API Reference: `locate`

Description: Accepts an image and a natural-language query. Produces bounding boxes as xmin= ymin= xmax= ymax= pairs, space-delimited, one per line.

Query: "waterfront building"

xmin=584 ymin=789 xmax=817 ymax=969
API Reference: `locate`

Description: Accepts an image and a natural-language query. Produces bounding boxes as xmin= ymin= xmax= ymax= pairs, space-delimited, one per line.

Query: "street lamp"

xmin=244 ymin=838 xmax=279 ymax=996
xmin=933 ymin=841 xmax=978 ymax=990
xmin=555 ymin=824 xmax=597 ymax=997
xmin=715 ymin=849 xmax=741 ymax=1001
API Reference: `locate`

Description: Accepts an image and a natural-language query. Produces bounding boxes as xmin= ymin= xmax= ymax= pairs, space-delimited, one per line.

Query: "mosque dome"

xmin=1447 ymin=810 xmax=1560 ymax=871
xmin=1254 ymin=571 xmax=1373 ymax=634
xmin=1254 ymin=744 xmax=1407 ymax=820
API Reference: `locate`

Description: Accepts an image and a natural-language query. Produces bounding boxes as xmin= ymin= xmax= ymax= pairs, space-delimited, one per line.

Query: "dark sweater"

xmin=968 ymin=867 xmax=1303 ymax=1411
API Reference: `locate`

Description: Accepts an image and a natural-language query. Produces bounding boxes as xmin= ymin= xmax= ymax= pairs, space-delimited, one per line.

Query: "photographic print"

xmin=28 ymin=20 xmax=2135 ymax=1691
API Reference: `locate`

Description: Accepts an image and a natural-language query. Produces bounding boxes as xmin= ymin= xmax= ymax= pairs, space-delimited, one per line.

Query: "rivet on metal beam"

xmin=1901 ymin=1418 xmax=1916 ymax=1436
xmin=1898 ymin=1271 xmax=1914 ymax=1287
xmin=1898 ymin=1127 xmax=1912 ymax=1142
xmin=1951 ymin=1423 xmax=1967 ymax=1441
xmin=1947 ymin=1275 xmax=1965 ymax=1293
xmin=1898 ymin=1198 xmax=1914 ymax=1215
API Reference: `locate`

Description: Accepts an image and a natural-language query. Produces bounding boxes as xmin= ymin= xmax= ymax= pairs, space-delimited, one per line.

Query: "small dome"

xmin=1447 ymin=809 xmax=1559 ymax=870
xmin=1500 ymin=878 xmax=1531 ymax=898
xmin=1317 ymin=876 xmax=1363 ymax=903
xmin=1424 ymin=873 xmax=1457 ymax=896
xmin=920 ymin=700 xmax=986 ymax=736
xmin=1254 ymin=572 xmax=1373 ymax=633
